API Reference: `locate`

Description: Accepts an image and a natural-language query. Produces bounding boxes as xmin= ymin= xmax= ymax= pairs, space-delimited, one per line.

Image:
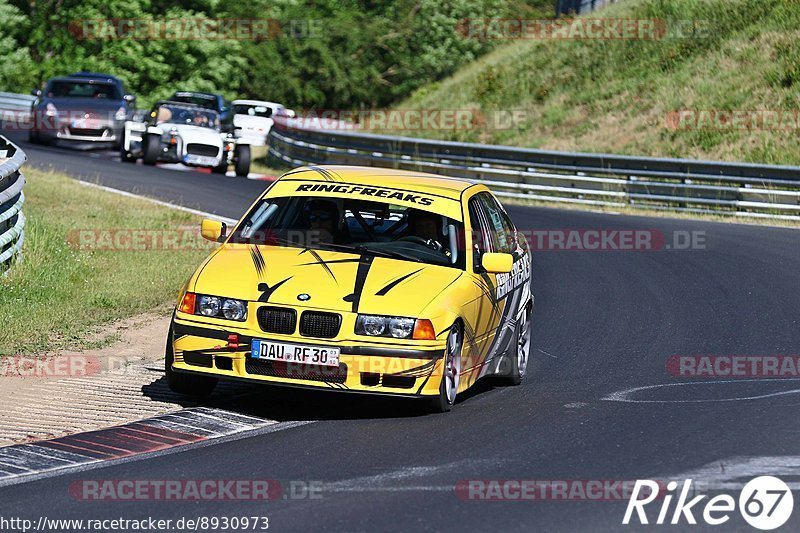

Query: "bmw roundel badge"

xmin=297 ymin=293 xmax=311 ymax=301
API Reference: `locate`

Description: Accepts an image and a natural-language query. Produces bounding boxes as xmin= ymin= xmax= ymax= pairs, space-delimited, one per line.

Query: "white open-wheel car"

xmin=120 ymin=100 xmax=251 ymax=177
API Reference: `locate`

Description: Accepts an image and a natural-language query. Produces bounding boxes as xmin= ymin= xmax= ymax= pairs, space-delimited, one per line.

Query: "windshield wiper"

xmin=352 ymin=245 xmax=425 ymax=263
xmin=301 ymin=241 xmax=424 ymax=263
xmin=239 ymin=238 xmax=425 ymax=264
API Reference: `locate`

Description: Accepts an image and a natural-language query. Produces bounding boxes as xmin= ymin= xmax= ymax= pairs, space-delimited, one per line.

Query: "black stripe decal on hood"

xmin=258 ymin=277 xmax=292 ymax=302
xmin=375 ymin=268 xmax=423 ymax=296
xmin=249 ymin=246 xmax=266 ymax=278
xmin=303 ymin=249 xmax=338 ymax=284
xmin=349 ymin=255 xmax=373 ymax=313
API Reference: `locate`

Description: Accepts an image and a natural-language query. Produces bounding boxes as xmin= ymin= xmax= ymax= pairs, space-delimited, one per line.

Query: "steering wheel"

xmin=398 ymin=236 xmax=429 ymax=246
xmin=398 ymin=235 xmax=443 ymax=251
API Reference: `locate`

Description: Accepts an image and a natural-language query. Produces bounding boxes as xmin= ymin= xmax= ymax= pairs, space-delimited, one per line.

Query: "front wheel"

xmin=119 ymin=144 xmax=136 ymax=163
xmin=430 ymin=324 xmax=462 ymax=413
xmin=504 ymin=303 xmax=531 ymax=386
xmin=235 ymin=145 xmax=251 ymax=177
xmin=165 ymin=326 xmax=218 ymax=397
xmin=212 ymin=160 xmax=228 ymax=174
xmin=142 ymin=134 xmax=160 ymax=166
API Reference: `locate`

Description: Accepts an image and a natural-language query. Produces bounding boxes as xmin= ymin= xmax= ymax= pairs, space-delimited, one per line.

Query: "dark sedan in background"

xmin=28 ymin=71 xmax=136 ymax=146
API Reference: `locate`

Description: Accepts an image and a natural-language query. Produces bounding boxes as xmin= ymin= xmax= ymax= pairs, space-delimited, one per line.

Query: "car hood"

xmin=165 ymin=124 xmax=223 ymax=145
xmin=192 ymin=244 xmax=462 ymax=317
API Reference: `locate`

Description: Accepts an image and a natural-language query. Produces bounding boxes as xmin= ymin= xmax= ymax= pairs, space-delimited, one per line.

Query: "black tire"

xmin=28 ymin=128 xmax=40 ymax=144
xmin=235 ymin=145 xmax=251 ymax=177
xmin=119 ymin=145 xmax=136 ymax=163
xmin=430 ymin=323 xmax=462 ymax=413
xmin=165 ymin=326 xmax=218 ymax=397
xmin=212 ymin=160 xmax=228 ymax=174
xmin=142 ymin=134 xmax=160 ymax=166
xmin=502 ymin=303 xmax=531 ymax=386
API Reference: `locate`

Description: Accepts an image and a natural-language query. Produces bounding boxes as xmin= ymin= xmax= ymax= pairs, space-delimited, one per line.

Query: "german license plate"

xmin=71 ymin=118 xmax=100 ymax=129
xmin=251 ymin=339 xmax=340 ymax=367
xmin=184 ymin=154 xmax=218 ymax=166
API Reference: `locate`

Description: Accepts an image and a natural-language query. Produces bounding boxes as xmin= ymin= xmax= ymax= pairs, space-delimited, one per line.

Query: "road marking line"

xmin=602 ymin=378 xmax=800 ymax=403
xmin=662 ymin=456 xmax=800 ymax=491
xmin=75 ymin=180 xmax=238 ymax=225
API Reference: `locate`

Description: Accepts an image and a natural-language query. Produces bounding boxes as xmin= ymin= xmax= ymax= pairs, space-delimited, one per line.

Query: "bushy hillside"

xmin=394 ymin=0 xmax=800 ymax=164
xmin=0 ymin=0 xmax=551 ymax=108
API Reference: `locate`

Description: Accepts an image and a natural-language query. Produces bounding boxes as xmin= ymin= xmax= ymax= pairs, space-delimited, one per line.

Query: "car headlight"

xmin=356 ymin=315 xmax=431 ymax=339
xmin=114 ymin=106 xmax=126 ymax=121
xmin=389 ymin=317 xmax=414 ymax=338
xmin=198 ymin=295 xmax=221 ymax=317
xmin=45 ymin=102 xmax=57 ymax=117
xmin=180 ymin=292 xmax=247 ymax=322
xmin=222 ymin=299 xmax=247 ymax=321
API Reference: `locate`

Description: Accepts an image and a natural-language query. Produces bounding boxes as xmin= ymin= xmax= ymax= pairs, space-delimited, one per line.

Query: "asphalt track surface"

xmin=2 ymin=132 xmax=800 ymax=531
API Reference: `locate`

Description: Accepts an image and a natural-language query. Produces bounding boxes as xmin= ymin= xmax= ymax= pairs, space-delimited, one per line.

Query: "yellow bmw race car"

xmin=167 ymin=165 xmax=533 ymax=412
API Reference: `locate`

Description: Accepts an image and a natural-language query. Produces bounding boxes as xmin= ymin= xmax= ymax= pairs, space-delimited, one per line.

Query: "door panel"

xmin=460 ymin=195 xmax=504 ymax=387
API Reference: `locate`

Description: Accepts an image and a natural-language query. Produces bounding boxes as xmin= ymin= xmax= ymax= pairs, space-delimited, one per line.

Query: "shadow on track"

xmin=141 ymin=373 xmax=503 ymax=421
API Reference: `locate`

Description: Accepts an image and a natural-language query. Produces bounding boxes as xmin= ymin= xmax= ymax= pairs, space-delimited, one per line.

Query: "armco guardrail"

xmin=267 ymin=119 xmax=800 ymax=221
xmin=0 ymin=92 xmax=35 ymax=123
xmin=0 ymin=136 xmax=26 ymax=271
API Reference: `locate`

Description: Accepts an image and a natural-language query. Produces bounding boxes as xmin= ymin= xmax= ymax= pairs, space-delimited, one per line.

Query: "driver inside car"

xmin=406 ymin=210 xmax=445 ymax=252
xmin=304 ymin=200 xmax=342 ymax=246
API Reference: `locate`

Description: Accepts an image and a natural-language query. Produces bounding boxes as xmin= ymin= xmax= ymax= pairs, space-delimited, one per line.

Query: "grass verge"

xmin=0 ymin=168 xmax=210 ymax=355
xmin=390 ymin=0 xmax=800 ymax=165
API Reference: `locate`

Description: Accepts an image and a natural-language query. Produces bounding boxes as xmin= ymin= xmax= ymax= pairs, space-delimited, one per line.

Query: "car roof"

xmin=173 ymin=91 xmax=219 ymax=100
xmin=155 ymin=100 xmax=212 ymax=110
xmin=232 ymin=99 xmax=284 ymax=108
xmin=278 ymin=165 xmax=479 ymax=201
xmin=49 ymin=76 xmax=117 ymax=85
xmin=69 ymin=71 xmax=121 ymax=81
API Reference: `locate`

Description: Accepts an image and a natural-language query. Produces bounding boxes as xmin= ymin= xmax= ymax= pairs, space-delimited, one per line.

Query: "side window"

xmin=468 ymin=197 xmax=492 ymax=270
xmin=477 ymin=194 xmax=513 ymax=253
xmin=490 ymin=197 xmax=518 ymax=254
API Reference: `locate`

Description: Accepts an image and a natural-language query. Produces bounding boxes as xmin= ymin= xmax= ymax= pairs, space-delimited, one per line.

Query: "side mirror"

xmin=201 ymin=219 xmax=227 ymax=242
xmin=481 ymin=252 xmax=513 ymax=274
xmin=123 ymin=94 xmax=136 ymax=103
xmin=31 ymin=89 xmax=42 ymax=97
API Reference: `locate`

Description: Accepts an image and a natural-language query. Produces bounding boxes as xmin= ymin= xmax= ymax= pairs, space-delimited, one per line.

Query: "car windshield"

xmin=47 ymin=81 xmax=120 ymax=100
xmin=171 ymin=94 xmax=218 ymax=110
xmin=232 ymin=104 xmax=273 ymax=118
xmin=230 ymin=195 xmax=466 ymax=269
xmin=153 ymin=105 xmax=219 ymax=129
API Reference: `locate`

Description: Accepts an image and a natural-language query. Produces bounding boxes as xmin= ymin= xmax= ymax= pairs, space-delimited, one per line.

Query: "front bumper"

xmin=171 ymin=316 xmax=446 ymax=397
xmin=36 ymin=117 xmax=122 ymax=142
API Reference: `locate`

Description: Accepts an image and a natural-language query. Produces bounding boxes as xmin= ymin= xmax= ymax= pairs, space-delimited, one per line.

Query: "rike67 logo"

xmin=623 ymin=476 xmax=793 ymax=530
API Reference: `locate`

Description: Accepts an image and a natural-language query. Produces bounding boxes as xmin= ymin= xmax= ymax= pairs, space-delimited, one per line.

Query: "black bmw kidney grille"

xmin=299 ymin=311 xmax=341 ymax=338
xmin=257 ymin=306 xmax=297 ymax=334
xmin=186 ymin=143 xmax=219 ymax=157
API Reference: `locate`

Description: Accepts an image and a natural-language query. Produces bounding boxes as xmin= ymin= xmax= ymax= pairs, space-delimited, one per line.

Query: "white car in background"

xmin=231 ymin=99 xmax=294 ymax=146
xmin=120 ymin=100 xmax=251 ymax=177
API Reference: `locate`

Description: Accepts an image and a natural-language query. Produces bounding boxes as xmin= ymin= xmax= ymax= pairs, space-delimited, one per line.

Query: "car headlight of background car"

xmin=180 ymin=292 xmax=247 ymax=321
xmin=355 ymin=315 xmax=435 ymax=340
xmin=114 ymin=106 xmax=127 ymax=121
